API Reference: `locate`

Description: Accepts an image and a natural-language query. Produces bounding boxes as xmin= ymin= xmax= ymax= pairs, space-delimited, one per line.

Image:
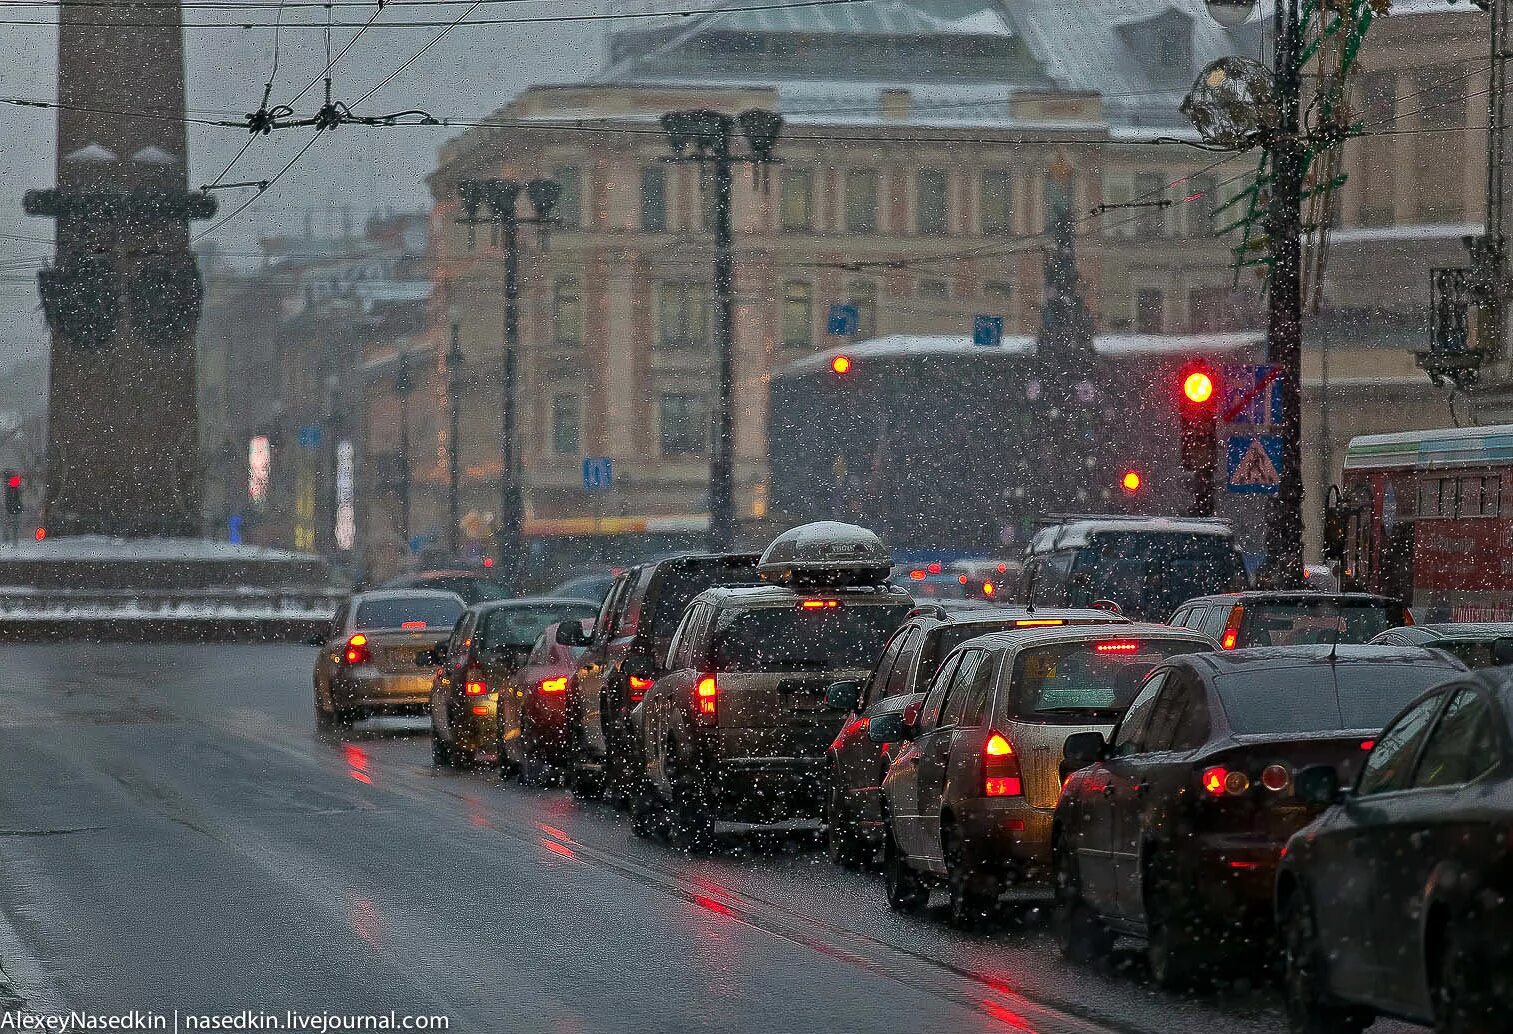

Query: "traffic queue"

xmin=309 ymin=516 xmax=1513 ymax=1034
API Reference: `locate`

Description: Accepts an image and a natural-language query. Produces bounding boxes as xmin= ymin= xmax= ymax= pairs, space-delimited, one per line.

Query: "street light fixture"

xmin=445 ymin=303 xmax=464 ymax=559
xmin=1205 ymin=0 xmax=1256 ymax=26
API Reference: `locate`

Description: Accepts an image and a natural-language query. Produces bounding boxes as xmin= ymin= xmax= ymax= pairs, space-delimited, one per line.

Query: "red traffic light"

xmin=6 ymin=474 xmax=18 ymax=490
xmin=1182 ymin=371 xmax=1214 ymax=405
xmin=1121 ymin=470 xmax=1142 ymax=494
xmin=830 ymin=354 xmax=853 ymax=375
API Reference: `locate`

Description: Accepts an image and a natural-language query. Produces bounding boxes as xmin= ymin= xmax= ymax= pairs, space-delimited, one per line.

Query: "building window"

xmin=918 ymin=278 xmax=948 ymax=300
xmin=1044 ymin=171 xmax=1077 ymax=220
xmin=917 ymin=169 xmax=948 ymax=235
xmin=781 ymin=281 xmax=813 ymax=350
xmin=845 ymin=169 xmax=879 ymax=234
xmin=550 ymin=394 xmax=580 ymax=456
xmin=1136 ymin=288 xmax=1165 ymax=334
xmin=1134 ymin=172 xmax=1167 ymax=237
xmin=658 ymin=281 xmax=710 ymax=349
xmin=553 ymin=165 xmax=582 ymax=228
xmin=780 ymin=169 xmax=813 ymax=232
xmin=981 ymin=169 xmax=1013 ymax=234
xmin=849 ymin=279 xmax=878 ymax=337
xmin=554 ymin=276 xmax=583 ymax=346
xmin=641 ymin=167 xmax=667 ymax=232
xmin=659 ymin=394 xmax=707 ymax=457
xmin=984 ymin=280 xmax=1013 ymax=303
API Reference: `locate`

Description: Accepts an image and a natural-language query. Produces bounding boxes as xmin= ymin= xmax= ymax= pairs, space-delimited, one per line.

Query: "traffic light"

xmin=830 ymin=354 xmax=853 ymax=376
xmin=1177 ymin=363 xmax=1218 ymax=517
xmin=1120 ymin=469 xmax=1142 ymax=495
xmin=4 ymin=471 xmax=20 ymax=517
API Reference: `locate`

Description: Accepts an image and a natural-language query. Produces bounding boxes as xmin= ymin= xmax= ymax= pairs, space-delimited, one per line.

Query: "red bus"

xmin=1333 ymin=425 xmax=1513 ymax=621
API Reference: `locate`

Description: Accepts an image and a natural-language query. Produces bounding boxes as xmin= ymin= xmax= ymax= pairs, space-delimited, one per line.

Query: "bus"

xmin=1334 ymin=424 xmax=1513 ymax=621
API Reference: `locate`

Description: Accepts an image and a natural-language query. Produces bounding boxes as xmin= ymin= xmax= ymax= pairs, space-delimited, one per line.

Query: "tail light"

xmin=464 ymin=666 xmax=487 ymax=696
xmin=695 ymin=675 xmax=718 ymax=720
xmin=983 ymin=731 xmax=1023 ymax=797
xmin=1220 ymin=604 xmax=1245 ymax=650
xmin=1402 ymin=608 xmax=1415 ymax=627
xmin=538 ymin=676 xmax=568 ymax=694
xmin=1093 ymin=640 xmax=1141 ymax=653
xmin=798 ymin=599 xmax=842 ymax=611
xmin=401 ymin=620 xmax=427 ymax=630
xmin=343 ymin=634 xmax=371 ymax=666
xmin=628 ymin=675 xmax=655 ymax=702
xmin=1260 ymin=764 xmax=1291 ymax=792
xmin=1201 ymin=766 xmax=1251 ymax=796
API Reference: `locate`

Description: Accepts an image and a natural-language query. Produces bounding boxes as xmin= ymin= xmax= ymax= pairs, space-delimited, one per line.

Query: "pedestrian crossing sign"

xmin=1226 ymin=435 xmax=1283 ymax=495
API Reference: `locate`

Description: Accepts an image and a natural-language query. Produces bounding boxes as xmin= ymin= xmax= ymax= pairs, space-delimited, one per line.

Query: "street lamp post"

xmin=446 ymin=309 xmax=463 ymax=558
xmin=660 ymin=107 xmax=783 ymax=552
xmin=394 ymin=351 xmax=414 ymax=548
xmin=458 ymin=177 xmax=559 ymax=593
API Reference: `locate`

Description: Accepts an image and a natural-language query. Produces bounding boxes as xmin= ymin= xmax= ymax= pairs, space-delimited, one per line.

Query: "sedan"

xmin=1277 ymin=668 xmax=1513 ymax=1034
xmin=1370 ymin=621 xmax=1513 ymax=669
xmin=1052 ymin=645 xmax=1466 ymax=988
xmin=498 ymin=619 xmax=594 ymax=786
xmin=312 ymin=590 xmax=465 ymax=732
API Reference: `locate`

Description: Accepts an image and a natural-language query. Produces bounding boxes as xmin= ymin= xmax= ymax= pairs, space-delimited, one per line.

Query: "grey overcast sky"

xmin=0 ymin=0 xmax=620 ymax=391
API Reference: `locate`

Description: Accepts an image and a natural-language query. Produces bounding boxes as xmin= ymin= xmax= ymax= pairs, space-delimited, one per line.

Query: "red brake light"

xmin=696 ymin=675 xmax=718 ymax=718
xmin=909 ymin=569 xmax=927 ymax=581
xmin=983 ymin=731 xmax=1022 ymax=797
xmin=1402 ymin=608 xmax=1415 ymax=627
xmin=1261 ymin=764 xmax=1290 ymax=792
xmin=628 ymin=674 xmax=655 ymax=702
xmin=538 ymin=676 xmax=568 ymax=694
xmin=401 ymin=620 xmax=426 ymax=630
xmin=1093 ymin=640 xmax=1141 ymax=653
xmin=5 ymin=474 xmax=18 ymax=489
xmin=982 ymin=581 xmax=996 ymax=597
xmin=928 ymin=562 xmax=942 ymax=574
xmin=1015 ymin=618 xmax=1064 ymax=627
xmin=997 ymin=563 xmax=1008 ymax=574
xmin=959 ymin=575 xmax=969 ymax=585
xmin=1202 ymin=765 xmax=1251 ymax=796
xmin=1221 ymin=604 xmax=1245 ymax=650
xmin=464 ymin=666 xmax=487 ymax=696
xmin=1202 ymin=766 xmax=1227 ymax=796
xmin=799 ymin=599 xmax=841 ymax=610
xmin=1360 ymin=739 xmax=1375 ymax=752
xmin=343 ymin=633 xmax=371 ymax=666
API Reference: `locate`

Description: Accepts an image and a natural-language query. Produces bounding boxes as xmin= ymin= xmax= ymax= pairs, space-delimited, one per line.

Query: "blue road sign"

xmin=827 ymin=303 xmax=861 ymax=337
xmin=407 ymin=533 xmax=436 ymax=555
xmin=583 ymin=457 xmax=614 ymax=491
xmin=1227 ymin=434 xmax=1284 ymax=495
xmin=297 ymin=425 xmax=323 ymax=449
xmin=227 ymin=514 xmax=243 ymax=545
xmin=1221 ymin=364 xmax=1284 ymax=427
xmin=973 ymin=315 xmax=1004 ymax=347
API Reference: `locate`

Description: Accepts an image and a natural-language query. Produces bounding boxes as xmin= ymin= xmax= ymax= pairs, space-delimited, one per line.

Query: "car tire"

xmin=1280 ymin=890 xmax=1371 ymax=1034
xmin=1434 ymin=918 xmax=1498 ymax=1034
xmin=824 ymin=784 xmax=867 ymax=870
xmin=315 ymin=699 xmax=336 ymax=734
xmin=431 ymin=728 xmax=452 ymax=768
xmin=1054 ymin=835 xmax=1114 ymax=964
xmin=944 ymin=825 xmax=997 ymax=930
xmin=883 ymin=827 xmax=929 ymax=914
xmin=1144 ymin=859 xmax=1208 ymax=991
xmin=630 ymin=776 xmax=662 ymax=840
xmin=517 ymin=727 xmax=553 ymax=788
xmin=666 ymin=741 xmax=715 ymax=855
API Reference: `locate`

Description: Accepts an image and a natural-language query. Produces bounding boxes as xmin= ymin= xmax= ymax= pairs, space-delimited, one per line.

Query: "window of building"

xmin=1186 ymin=174 xmax=1217 ymax=236
xmin=658 ymin=281 xmax=711 ymax=349
xmin=917 ymin=169 xmax=948 ymax=236
xmin=554 ymin=276 xmax=583 ymax=346
xmin=659 ymin=394 xmax=707 ymax=457
xmin=981 ymin=169 xmax=1013 ymax=234
xmin=641 ymin=167 xmax=667 ymax=232
xmin=780 ymin=169 xmax=813 ymax=232
xmin=1156 ymin=24 xmax=1191 ymax=71
xmin=849 ymin=279 xmax=879 ymax=337
xmin=846 ymin=169 xmax=879 ymax=234
xmin=553 ymin=165 xmax=582 ymax=228
xmin=550 ymin=394 xmax=580 ymax=456
xmin=1044 ymin=171 xmax=1077 ymax=220
xmin=1134 ymin=172 xmax=1168 ymax=237
xmin=1136 ymin=288 xmax=1165 ymax=334
xmin=984 ymin=280 xmax=1013 ymax=307
xmin=781 ymin=281 xmax=813 ymax=350
xmin=918 ymin=278 xmax=948 ymax=300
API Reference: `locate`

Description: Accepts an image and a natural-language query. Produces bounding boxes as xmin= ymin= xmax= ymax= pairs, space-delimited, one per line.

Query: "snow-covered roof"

xmin=686 ymin=0 xmax=1013 ymax=36
xmin=0 ymin=536 xmax=322 ymax=563
xmin=1030 ymin=516 xmax=1235 ymax=552
xmin=1331 ymin=222 xmax=1482 ymax=246
xmin=777 ymin=330 xmax=1263 ymax=378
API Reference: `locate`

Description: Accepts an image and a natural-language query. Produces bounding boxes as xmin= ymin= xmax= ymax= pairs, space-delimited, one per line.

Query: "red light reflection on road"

xmin=343 ymin=743 xmax=372 ymax=784
xmin=980 ymin=1000 xmax=1035 ymax=1031
xmin=540 ymin=838 xmax=576 ymax=861
xmin=348 ymin=896 xmax=382 ymax=948
xmin=691 ymin=894 xmax=735 ymax=918
xmin=536 ymin=822 xmax=571 ymax=841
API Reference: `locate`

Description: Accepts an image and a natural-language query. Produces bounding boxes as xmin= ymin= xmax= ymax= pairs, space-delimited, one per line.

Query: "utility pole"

xmin=446 ymin=315 xmax=463 ymax=558
xmin=1482 ymin=0 xmax=1509 ymax=363
xmin=458 ymin=177 xmax=559 ymax=593
xmin=660 ymin=108 xmax=783 ymax=552
xmin=394 ymin=351 xmax=413 ymax=550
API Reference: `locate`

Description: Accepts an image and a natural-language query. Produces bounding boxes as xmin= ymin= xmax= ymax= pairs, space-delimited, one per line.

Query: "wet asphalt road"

xmin=0 ymin=644 xmax=1416 ymax=1034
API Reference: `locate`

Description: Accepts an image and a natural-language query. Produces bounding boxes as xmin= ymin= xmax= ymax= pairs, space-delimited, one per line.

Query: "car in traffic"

xmin=565 ymin=551 xmax=759 ymax=800
xmin=1369 ymin=621 xmax=1513 ymax=668
xmin=312 ymin=589 xmax=466 ymax=732
xmin=428 ymin=598 xmax=599 ymax=769
xmin=893 ymin=563 xmax=968 ymax=600
xmin=497 ymin=619 xmax=595 ymax=786
xmin=1052 ymin=645 xmax=1467 ymax=988
xmin=879 ymin=625 xmax=1215 ymax=925
xmin=547 ymin=570 xmax=618 ymax=605
xmin=1024 ymin=515 xmax=1247 ymax=621
xmin=1277 ymin=668 xmax=1513 ymax=1034
xmin=631 ymin=523 xmax=913 ymax=850
xmin=379 ymin=569 xmax=513 ymax=606
xmin=824 ymin=601 xmax=1129 ymax=868
xmin=1169 ymin=590 xmax=1410 ymax=650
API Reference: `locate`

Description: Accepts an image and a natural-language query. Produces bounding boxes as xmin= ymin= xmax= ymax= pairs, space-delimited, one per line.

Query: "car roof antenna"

xmin=1024 ymin=563 xmax=1036 ymax=615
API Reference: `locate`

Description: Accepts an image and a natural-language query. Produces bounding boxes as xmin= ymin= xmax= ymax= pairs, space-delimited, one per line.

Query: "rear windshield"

xmin=483 ymin=603 xmax=599 ymax=650
xmin=1242 ymin=600 xmax=1404 ymax=646
xmin=1214 ymin=662 xmax=1461 ymax=734
xmin=713 ymin=602 xmax=912 ymax=673
xmin=1005 ymin=638 xmax=1211 ymax=722
xmin=354 ymin=596 xmax=463 ymax=630
xmin=1071 ymin=532 xmax=1242 ymax=621
xmin=647 ymin=558 xmax=758 ymax=645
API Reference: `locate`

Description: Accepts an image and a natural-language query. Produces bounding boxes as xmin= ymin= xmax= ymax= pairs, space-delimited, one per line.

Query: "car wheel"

xmin=431 ymin=730 xmax=452 ymax=768
xmin=1144 ymin=859 xmax=1207 ymax=990
xmin=1054 ymin=835 xmax=1114 ymax=964
xmin=1281 ymin=891 xmax=1371 ymax=1034
xmin=517 ymin=725 xmax=553 ymax=788
xmin=883 ymin=826 xmax=929 ymax=914
xmin=665 ymin=742 xmax=715 ymax=854
xmin=315 ymin=698 xmax=336 ymax=734
xmin=824 ymin=783 xmax=867 ymax=869
xmin=944 ymin=825 xmax=997 ymax=930
xmin=1434 ymin=918 xmax=1498 ymax=1034
xmin=629 ymin=774 xmax=663 ymax=840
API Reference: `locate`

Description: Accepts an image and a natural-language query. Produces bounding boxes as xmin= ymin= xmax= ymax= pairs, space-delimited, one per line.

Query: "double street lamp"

xmin=456 ymin=176 xmax=559 ymax=591
xmin=660 ymin=107 xmax=783 ymax=552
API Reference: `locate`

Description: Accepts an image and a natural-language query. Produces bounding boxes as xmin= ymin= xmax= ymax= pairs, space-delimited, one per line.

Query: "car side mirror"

xmin=622 ymin=653 xmax=656 ymax=679
xmin=1295 ymin=764 xmax=1342 ymax=806
xmin=825 ymin=679 xmax=863 ymax=713
xmin=867 ymin=711 xmax=905 ymax=744
xmin=1061 ymin=731 xmax=1107 ymax=778
xmin=556 ymin=621 xmax=593 ymax=647
xmin=898 ymin=700 xmax=922 ymax=741
xmin=1493 ymin=637 xmax=1513 ymax=667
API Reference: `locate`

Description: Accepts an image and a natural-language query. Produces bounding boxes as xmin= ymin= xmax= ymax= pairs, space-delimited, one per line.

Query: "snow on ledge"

xmin=1331 ymin=222 xmax=1482 ymax=245
xmin=0 ymin=536 xmax=322 ymax=563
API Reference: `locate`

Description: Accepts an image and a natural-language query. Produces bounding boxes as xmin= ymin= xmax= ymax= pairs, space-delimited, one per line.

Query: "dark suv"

xmin=1169 ymin=590 xmax=1409 ymax=650
xmin=564 ymin=552 xmax=759 ymax=800
xmin=823 ymin=602 xmax=1128 ymax=868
